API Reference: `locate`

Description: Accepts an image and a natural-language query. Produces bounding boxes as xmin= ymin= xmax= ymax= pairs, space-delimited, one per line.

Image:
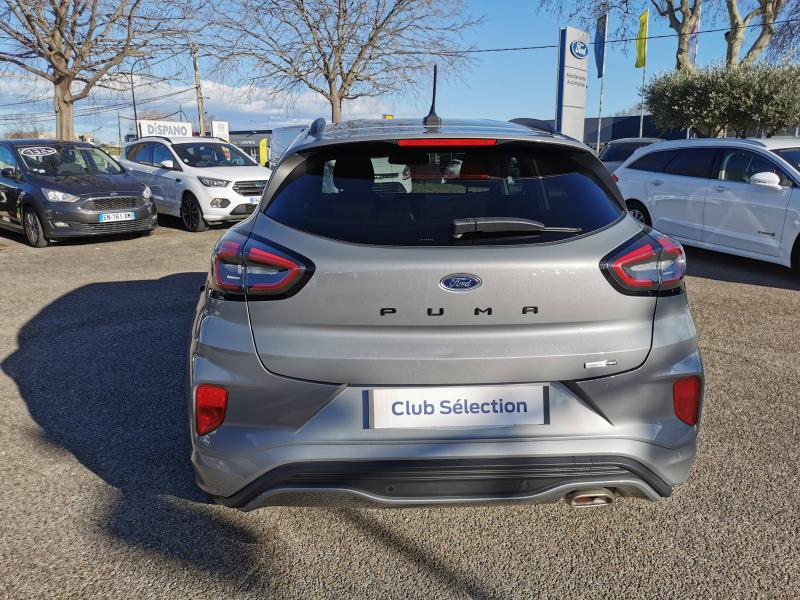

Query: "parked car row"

xmin=613 ymin=137 xmax=800 ymax=270
xmin=0 ymin=136 xmax=271 ymax=247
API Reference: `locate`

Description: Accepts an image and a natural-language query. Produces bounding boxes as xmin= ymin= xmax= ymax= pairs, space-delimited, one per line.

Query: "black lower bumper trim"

xmin=215 ymin=456 xmax=672 ymax=508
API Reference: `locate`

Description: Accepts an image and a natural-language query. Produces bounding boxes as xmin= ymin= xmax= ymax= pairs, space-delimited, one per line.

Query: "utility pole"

xmin=130 ymin=71 xmax=139 ymax=139
xmin=192 ymin=44 xmax=206 ymax=136
xmin=117 ymin=112 xmax=122 ymax=151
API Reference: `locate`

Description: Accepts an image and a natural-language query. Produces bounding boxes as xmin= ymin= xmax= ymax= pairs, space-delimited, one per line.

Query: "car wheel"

xmin=626 ymin=201 xmax=652 ymax=227
xmin=180 ymin=194 xmax=208 ymax=232
xmin=23 ymin=208 xmax=49 ymax=248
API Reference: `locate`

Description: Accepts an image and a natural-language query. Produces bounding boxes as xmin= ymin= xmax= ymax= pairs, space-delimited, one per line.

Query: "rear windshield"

xmin=599 ymin=142 xmax=650 ymax=163
xmin=265 ymin=143 xmax=623 ymax=246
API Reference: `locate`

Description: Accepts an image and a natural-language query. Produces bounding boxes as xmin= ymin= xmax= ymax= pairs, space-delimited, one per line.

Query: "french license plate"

xmin=99 ymin=212 xmax=134 ymax=222
xmin=368 ymin=385 xmax=548 ymax=429
xmin=248 ymin=197 xmax=260 ymax=205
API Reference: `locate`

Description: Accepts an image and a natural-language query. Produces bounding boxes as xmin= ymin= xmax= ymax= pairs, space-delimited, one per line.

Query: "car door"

xmin=702 ymin=148 xmax=793 ymax=256
xmin=0 ymin=144 xmax=23 ymax=229
xmin=123 ymin=142 xmax=155 ymax=188
xmin=647 ymin=147 xmax=717 ymax=241
xmin=150 ymin=143 xmax=183 ymax=214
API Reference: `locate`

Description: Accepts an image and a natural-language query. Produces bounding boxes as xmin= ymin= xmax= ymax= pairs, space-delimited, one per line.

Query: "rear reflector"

xmin=673 ymin=376 xmax=701 ymax=426
xmin=196 ymin=384 xmax=228 ymax=436
xmin=397 ymin=138 xmax=496 ymax=147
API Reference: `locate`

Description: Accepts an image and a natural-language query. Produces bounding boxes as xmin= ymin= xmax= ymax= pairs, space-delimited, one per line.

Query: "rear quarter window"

xmin=265 ymin=143 xmax=623 ymax=246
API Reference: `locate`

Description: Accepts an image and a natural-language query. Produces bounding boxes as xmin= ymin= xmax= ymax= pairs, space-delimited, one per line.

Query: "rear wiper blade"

xmin=452 ymin=217 xmax=582 ymax=239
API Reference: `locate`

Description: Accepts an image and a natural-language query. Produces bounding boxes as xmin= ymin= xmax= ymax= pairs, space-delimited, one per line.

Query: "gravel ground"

xmin=0 ymin=220 xmax=798 ymax=599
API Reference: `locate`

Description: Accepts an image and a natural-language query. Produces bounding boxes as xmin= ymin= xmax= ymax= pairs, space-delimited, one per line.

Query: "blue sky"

xmin=0 ymin=0 xmax=761 ymax=142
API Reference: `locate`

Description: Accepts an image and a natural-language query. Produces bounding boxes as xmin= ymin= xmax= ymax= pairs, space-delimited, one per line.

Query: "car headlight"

xmin=198 ymin=177 xmax=230 ymax=187
xmin=43 ymin=188 xmax=80 ymax=203
xmin=142 ymin=185 xmax=152 ymax=200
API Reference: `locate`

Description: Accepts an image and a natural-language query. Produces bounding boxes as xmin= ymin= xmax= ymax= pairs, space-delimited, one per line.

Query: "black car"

xmin=0 ymin=139 xmax=157 ymax=247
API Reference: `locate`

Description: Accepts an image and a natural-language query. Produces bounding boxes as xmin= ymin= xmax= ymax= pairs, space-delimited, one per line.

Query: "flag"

xmin=635 ymin=10 xmax=648 ymax=68
xmin=688 ymin=8 xmax=701 ymax=66
xmin=594 ymin=13 xmax=608 ymax=78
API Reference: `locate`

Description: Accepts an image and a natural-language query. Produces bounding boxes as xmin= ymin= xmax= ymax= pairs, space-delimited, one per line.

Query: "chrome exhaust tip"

xmin=566 ymin=488 xmax=615 ymax=508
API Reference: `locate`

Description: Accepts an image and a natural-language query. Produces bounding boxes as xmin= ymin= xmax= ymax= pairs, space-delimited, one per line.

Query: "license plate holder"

xmin=365 ymin=385 xmax=549 ymax=429
xmin=98 ymin=212 xmax=135 ymax=222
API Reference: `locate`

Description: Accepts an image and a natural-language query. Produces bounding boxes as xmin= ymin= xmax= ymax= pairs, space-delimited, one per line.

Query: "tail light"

xmin=600 ymin=231 xmax=686 ymax=295
xmin=196 ymin=384 xmax=228 ymax=435
xmin=611 ymin=174 xmax=619 ymax=183
xmin=673 ymin=376 xmax=701 ymax=426
xmin=210 ymin=232 xmax=313 ymax=299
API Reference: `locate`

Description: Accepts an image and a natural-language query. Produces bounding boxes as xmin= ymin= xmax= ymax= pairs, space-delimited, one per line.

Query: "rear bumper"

xmin=189 ymin=289 xmax=703 ymax=508
xmin=212 ymin=455 xmax=672 ymax=510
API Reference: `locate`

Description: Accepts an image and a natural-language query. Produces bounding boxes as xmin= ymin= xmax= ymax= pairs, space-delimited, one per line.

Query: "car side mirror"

xmin=159 ymin=159 xmax=175 ymax=170
xmin=1 ymin=167 xmax=18 ymax=180
xmin=750 ymin=171 xmax=782 ymax=188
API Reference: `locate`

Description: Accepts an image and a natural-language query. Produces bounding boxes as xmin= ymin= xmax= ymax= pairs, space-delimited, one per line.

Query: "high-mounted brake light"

xmin=195 ymin=384 xmax=228 ymax=436
xmin=210 ymin=232 xmax=313 ymax=299
xmin=600 ymin=231 xmax=686 ymax=295
xmin=397 ymin=138 xmax=497 ymax=147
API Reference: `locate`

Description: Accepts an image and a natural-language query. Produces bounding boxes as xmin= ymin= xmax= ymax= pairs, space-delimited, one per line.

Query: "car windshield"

xmin=772 ymin=147 xmax=800 ymax=171
xmin=172 ymin=142 xmax=255 ymax=167
xmin=598 ymin=142 xmax=651 ymax=162
xmin=265 ymin=143 xmax=623 ymax=246
xmin=18 ymin=144 xmax=123 ymax=177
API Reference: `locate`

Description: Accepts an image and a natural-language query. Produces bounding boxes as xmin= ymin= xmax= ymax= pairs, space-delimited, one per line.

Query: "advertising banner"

xmin=555 ymin=26 xmax=590 ymax=141
xmin=211 ymin=121 xmax=230 ymax=141
xmin=136 ymin=120 xmax=192 ymax=138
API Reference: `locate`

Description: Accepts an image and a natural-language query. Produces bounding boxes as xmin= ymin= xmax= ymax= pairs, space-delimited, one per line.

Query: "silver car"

xmin=189 ymin=118 xmax=704 ymax=510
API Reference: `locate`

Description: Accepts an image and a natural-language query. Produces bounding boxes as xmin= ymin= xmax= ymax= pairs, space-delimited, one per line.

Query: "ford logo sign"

xmin=440 ymin=273 xmax=482 ymax=292
xmin=570 ymin=40 xmax=588 ymax=60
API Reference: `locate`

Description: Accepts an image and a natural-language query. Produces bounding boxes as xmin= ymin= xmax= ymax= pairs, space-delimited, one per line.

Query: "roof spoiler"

xmin=509 ymin=118 xmax=555 ymax=134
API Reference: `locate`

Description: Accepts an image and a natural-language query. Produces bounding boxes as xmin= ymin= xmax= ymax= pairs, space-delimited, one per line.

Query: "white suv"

xmin=614 ymin=137 xmax=800 ymax=271
xmin=120 ymin=136 xmax=271 ymax=231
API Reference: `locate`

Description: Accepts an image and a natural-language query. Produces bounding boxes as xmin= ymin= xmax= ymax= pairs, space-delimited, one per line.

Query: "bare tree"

xmin=211 ymin=0 xmax=481 ymax=122
xmin=4 ymin=117 xmax=47 ymax=139
xmin=0 ymin=0 xmax=192 ymax=140
xmin=724 ymin=0 xmax=789 ymax=67
xmin=537 ymin=0 xmax=791 ymax=70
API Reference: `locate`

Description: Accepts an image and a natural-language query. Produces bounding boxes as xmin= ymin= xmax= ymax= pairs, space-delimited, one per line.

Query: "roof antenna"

xmin=422 ymin=65 xmax=442 ymax=127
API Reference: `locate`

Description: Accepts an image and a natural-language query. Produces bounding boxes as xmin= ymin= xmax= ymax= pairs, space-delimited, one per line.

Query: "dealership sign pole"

xmin=555 ymin=26 xmax=590 ymax=141
xmin=594 ymin=14 xmax=608 ymax=153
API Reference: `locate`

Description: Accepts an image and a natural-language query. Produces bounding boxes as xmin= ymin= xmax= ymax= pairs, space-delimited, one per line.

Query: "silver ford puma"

xmin=189 ymin=118 xmax=704 ymax=510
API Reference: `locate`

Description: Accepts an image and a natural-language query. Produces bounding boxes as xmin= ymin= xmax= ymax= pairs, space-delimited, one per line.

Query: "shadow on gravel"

xmin=685 ymin=246 xmax=800 ymax=291
xmin=341 ymin=509 xmax=499 ymax=600
xmin=1 ymin=273 xmax=270 ymax=585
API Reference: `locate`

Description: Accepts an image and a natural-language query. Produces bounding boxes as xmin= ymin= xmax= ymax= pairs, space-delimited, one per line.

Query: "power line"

xmin=424 ymin=17 xmax=800 ymax=55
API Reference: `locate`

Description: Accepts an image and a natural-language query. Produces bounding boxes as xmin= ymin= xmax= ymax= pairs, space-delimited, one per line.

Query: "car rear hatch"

xmin=241 ymin=138 xmax=659 ymax=385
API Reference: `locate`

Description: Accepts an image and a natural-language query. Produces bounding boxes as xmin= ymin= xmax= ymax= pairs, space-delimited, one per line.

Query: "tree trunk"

xmin=329 ymin=93 xmax=342 ymax=123
xmin=726 ymin=29 xmax=745 ymax=67
xmin=675 ymin=31 xmax=692 ymax=70
xmin=53 ymin=80 xmax=75 ymax=140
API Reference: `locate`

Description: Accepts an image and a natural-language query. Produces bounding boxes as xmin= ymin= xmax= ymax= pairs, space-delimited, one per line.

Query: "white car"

xmin=120 ymin=136 xmax=271 ymax=231
xmin=614 ymin=137 xmax=800 ymax=271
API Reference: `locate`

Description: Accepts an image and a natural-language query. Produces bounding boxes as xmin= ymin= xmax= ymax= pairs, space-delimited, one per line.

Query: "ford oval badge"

xmin=570 ymin=40 xmax=588 ymax=60
xmin=439 ymin=273 xmax=482 ymax=292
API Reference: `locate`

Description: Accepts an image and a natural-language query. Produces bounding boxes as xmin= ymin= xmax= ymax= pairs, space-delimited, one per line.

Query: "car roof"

xmin=606 ymin=137 xmax=663 ymax=144
xmin=288 ymin=118 xmax=589 ymax=152
xmin=631 ymin=137 xmax=800 ymax=152
xmin=127 ymin=136 xmax=227 ymax=146
xmin=4 ymin=138 xmax=95 ymax=147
